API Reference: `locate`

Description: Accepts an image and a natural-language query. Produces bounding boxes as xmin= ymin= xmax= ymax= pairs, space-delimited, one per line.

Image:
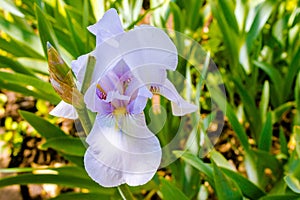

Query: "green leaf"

xmin=169 ymin=2 xmax=184 ymax=32
xmin=259 ymin=81 xmax=270 ymax=122
xmin=246 ymin=0 xmax=275 ymax=51
xmin=254 ymin=61 xmax=283 ymax=105
xmin=0 ymin=71 xmax=60 ymax=104
xmin=0 ymin=55 xmax=36 ymax=77
xmin=259 ymin=194 xmax=300 ymax=200
xmin=294 ymin=126 xmax=300 ymax=158
xmin=248 ymin=149 xmax=282 ymax=188
xmin=211 ymin=88 xmax=250 ymax=152
xmin=173 ymin=151 xmax=214 ymax=187
xmin=16 ymin=58 xmax=48 ymax=74
xmin=258 ymin=112 xmax=273 ymax=152
xmin=272 ymin=102 xmax=295 ymax=124
xmin=221 ymin=168 xmax=265 ymax=199
xmin=60 ymin=154 xmax=84 ymax=167
xmin=186 ymin=0 xmax=203 ymax=31
xmin=233 ymin=77 xmax=261 ymax=137
xmin=0 ymin=0 xmax=24 ymax=17
xmin=0 ymin=37 xmax=44 ymax=59
xmin=279 ymin=126 xmax=288 ymax=156
xmin=295 ymin=72 xmax=300 ymax=125
xmin=283 ymin=45 xmax=300 ymax=101
xmin=216 ymin=0 xmax=239 ymax=34
xmin=81 ymin=56 xmax=96 ymax=94
xmin=212 ymin=162 xmax=243 ymax=200
xmin=0 ymin=166 xmax=88 ymax=180
xmin=35 ymin=3 xmax=60 ymax=58
xmin=19 ymin=110 xmax=66 ymax=139
xmin=126 ymin=2 xmax=164 ymax=30
xmin=0 ymin=174 xmax=113 ymax=194
xmin=210 ymin=0 xmax=240 ymax=69
xmin=0 ymin=17 xmax=42 ymax=53
xmin=50 ymin=192 xmax=111 ymax=200
xmin=159 ymin=178 xmax=189 ymax=200
xmin=284 ymin=175 xmax=300 ymax=194
xmin=42 ymin=137 xmax=86 ymax=157
xmin=65 ymin=7 xmax=85 ymax=56
xmin=0 ymin=167 xmax=34 ymax=173
xmin=210 ymin=150 xmax=235 ymax=171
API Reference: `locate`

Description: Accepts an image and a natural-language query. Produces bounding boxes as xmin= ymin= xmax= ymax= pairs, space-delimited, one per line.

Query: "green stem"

xmin=75 ymin=105 xmax=92 ymax=135
xmin=117 ymin=184 xmax=135 ymax=200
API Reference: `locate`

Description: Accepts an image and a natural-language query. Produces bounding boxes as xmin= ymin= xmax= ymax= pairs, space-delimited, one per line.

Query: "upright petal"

xmin=49 ymin=100 xmax=78 ymax=119
xmin=120 ymin=26 xmax=178 ymax=72
xmin=90 ymin=37 xmax=122 ymax=83
xmin=127 ymin=86 xmax=152 ymax=114
xmin=159 ymin=79 xmax=198 ymax=116
xmin=84 ymin=114 xmax=161 ymax=187
xmin=71 ymin=54 xmax=89 ymax=84
xmin=130 ymin=65 xmax=167 ymax=86
xmin=88 ymin=8 xmax=124 ymax=46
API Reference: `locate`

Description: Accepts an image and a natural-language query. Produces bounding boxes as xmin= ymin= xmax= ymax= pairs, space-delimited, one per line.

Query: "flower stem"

xmin=117 ymin=184 xmax=135 ymax=200
xmin=75 ymin=105 xmax=92 ymax=135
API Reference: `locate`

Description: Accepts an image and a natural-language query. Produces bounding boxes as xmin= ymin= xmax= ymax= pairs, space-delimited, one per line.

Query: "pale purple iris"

xmin=50 ymin=8 xmax=197 ymax=187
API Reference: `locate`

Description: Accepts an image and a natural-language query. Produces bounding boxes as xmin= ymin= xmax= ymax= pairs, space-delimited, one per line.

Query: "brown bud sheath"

xmin=47 ymin=42 xmax=81 ymax=106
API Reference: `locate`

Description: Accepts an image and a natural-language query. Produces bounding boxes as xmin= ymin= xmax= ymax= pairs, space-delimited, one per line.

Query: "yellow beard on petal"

xmin=113 ymin=107 xmax=127 ymax=116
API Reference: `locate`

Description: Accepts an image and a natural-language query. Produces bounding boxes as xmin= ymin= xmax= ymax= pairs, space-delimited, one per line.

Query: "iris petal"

xmin=84 ymin=149 xmax=158 ymax=187
xmin=120 ymin=26 xmax=178 ymax=72
xmin=49 ymin=100 xmax=78 ymax=119
xmin=159 ymin=79 xmax=198 ymax=116
xmin=127 ymin=86 xmax=152 ymax=114
xmin=87 ymin=8 xmax=124 ymax=46
xmin=71 ymin=54 xmax=89 ymax=84
xmin=84 ymin=114 xmax=161 ymax=187
xmin=84 ymin=82 xmax=113 ymax=114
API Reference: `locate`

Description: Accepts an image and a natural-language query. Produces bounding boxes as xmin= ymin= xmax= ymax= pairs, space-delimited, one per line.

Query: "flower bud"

xmin=47 ymin=42 xmax=81 ymax=105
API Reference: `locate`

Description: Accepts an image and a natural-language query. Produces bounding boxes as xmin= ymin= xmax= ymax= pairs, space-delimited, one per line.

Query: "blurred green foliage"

xmin=0 ymin=0 xmax=299 ymax=199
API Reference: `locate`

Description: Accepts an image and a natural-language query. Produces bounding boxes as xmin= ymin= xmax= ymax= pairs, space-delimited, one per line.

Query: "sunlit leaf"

xmin=212 ymin=161 xmax=243 ymax=200
xmin=0 ymin=174 xmax=113 ymax=194
xmin=35 ymin=3 xmax=60 ymax=58
xmin=0 ymin=0 xmax=24 ymax=17
xmin=0 ymin=71 xmax=60 ymax=104
xmin=42 ymin=137 xmax=86 ymax=157
xmin=159 ymin=178 xmax=189 ymax=200
xmin=19 ymin=110 xmax=66 ymax=139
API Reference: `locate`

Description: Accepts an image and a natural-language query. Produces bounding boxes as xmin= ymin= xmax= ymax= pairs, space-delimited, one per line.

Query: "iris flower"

xmin=50 ymin=9 xmax=197 ymax=187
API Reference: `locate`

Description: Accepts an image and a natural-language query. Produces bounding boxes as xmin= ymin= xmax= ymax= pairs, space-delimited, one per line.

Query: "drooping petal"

xmin=49 ymin=100 xmax=78 ymax=119
xmin=88 ymin=8 xmax=124 ymax=46
xmin=120 ymin=26 xmax=178 ymax=72
xmin=84 ymin=114 xmax=161 ymax=187
xmin=84 ymin=149 xmax=158 ymax=187
xmin=159 ymin=79 xmax=198 ymax=116
xmin=84 ymin=82 xmax=113 ymax=114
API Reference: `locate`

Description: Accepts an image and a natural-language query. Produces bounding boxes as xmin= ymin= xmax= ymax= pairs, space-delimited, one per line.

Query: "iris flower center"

xmin=113 ymin=107 xmax=127 ymax=115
